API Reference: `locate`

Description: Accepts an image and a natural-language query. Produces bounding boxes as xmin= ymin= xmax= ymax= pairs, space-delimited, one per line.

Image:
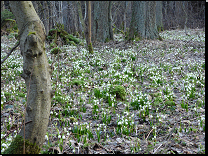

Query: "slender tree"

xmin=3 ymin=1 xmax=53 ymax=154
xmin=87 ymin=1 xmax=93 ymax=53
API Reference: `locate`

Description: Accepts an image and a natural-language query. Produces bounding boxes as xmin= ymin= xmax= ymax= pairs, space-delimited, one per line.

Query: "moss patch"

xmin=51 ymin=47 xmax=62 ymax=55
xmin=70 ymin=79 xmax=84 ymax=86
xmin=2 ymin=135 xmax=40 ymax=154
xmin=109 ymin=85 xmax=126 ymax=101
xmin=28 ymin=31 xmax=36 ymax=36
xmin=88 ymin=42 xmax=93 ymax=54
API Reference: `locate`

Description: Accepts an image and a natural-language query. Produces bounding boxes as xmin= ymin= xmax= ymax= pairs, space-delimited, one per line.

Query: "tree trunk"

xmin=43 ymin=1 xmax=49 ymax=35
xmin=87 ymin=1 xmax=93 ymax=54
xmin=156 ymin=1 xmax=163 ymax=32
xmin=77 ymin=1 xmax=86 ymax=39
xmin=4 ymin=1 xmax=53 ymax=154
xmin=128 ymin=1 xmax=159 ymax=40
xmin=1 ymin=1 xmax=5 ymax=12
xmin=92 ymin=1 xmax=114 ymax=43
xmin=108 ymin=1 xmax=113 ymax=41
xmin=123 ymin=1 xmax=128 ymax=33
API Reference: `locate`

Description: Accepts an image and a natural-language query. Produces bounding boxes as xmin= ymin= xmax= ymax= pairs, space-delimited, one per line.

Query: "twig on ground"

xmin=146 ymin=128 xmax=154 ymax=141
xmin=1 ymin=41 xmax=20 ymax=64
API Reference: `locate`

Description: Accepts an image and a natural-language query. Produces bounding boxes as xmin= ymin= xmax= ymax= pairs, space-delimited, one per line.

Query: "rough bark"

xmin=128 ymin=1 xmax=159 ymax=40
xmin=156 ymin=1 xmax=163 ymax=32
xmin=92 ymin=1 xmax=114 ymax=43
xmin=4 ymin=1 xmax=53 ymax=154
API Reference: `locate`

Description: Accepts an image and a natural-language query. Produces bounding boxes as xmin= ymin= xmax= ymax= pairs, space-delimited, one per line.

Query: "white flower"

xmin=1 ymin=134 xmax=5 ymax=138
xmin=62 ymin=135 xmax=66 ymax=139
xmin=45 ymin=135 xmax=48 ymax=140
xmin=58 ymin=135 xmax=61 ymax=139
xmin=2 ymin=143 xmax=8 ymax=148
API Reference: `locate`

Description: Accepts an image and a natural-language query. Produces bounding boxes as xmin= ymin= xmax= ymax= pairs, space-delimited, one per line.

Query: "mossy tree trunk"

xmin=4 ymin=1 xmax=53 ymax=154
xmin=128 ymin=1 xmax=159 ymax=40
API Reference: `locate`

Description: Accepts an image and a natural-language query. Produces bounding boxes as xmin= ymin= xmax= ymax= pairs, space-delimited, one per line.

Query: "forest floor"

xmin=1 ymin=28 xmax=205 ymax=154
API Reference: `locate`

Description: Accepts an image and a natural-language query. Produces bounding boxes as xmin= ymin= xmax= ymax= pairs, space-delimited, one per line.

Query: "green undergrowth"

xmin=1 ymin=29 xmax=205 ymax=154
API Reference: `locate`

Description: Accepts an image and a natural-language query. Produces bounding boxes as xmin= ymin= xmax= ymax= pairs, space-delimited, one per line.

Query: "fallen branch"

xmin=1 ymin=41 xmax=20 ymax=64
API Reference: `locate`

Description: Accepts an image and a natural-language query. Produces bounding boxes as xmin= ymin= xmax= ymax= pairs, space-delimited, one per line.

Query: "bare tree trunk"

xmin=43 ymin=1 xmax=49 ymax=35
xmin=128 ymin=1 xmax=159 ymax=40
xmin=123 ymin=1 xmax=128 ymax=33
xmin=84 ymin=1 xmax=87 ymax=21
xmin=77 ymin=1 xmax=86 ymax=39
xmin=108 ymin=1 xmax=113 ymax=41
xmin=92 ymin=1 xmax=114 ymax=43
xmin=87 ymin=1 xmax=93 ymax=54
xmin=1 ymin=1 xmax=5 ymax=12
xmin=156 ymin=1 xmax=163 ymax=32
xmin=4 ymin=1 xmax=53 ymax=154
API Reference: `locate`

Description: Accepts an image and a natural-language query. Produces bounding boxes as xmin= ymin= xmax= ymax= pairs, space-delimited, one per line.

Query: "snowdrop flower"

xmin=45 ymin=135 xmax=48 ymax=140
xmin=58 ymin=135 xmax=61 ymax=139
xmin=62 ymin=135 xmax=66 ymax=139
xmin=2 ymin=143 xmax=7 ymax=148
xmin=118 ymin=121 xmax=122 ymax=125
xmin=6 ymin=137 xmax=12 ymax=142
xmin=193 ymin=107 xmax=197 ymax=111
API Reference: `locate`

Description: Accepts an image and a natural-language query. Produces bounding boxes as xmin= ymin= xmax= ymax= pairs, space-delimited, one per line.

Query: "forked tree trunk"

xmin=4 ymin=1 xmax=53 ymax=154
